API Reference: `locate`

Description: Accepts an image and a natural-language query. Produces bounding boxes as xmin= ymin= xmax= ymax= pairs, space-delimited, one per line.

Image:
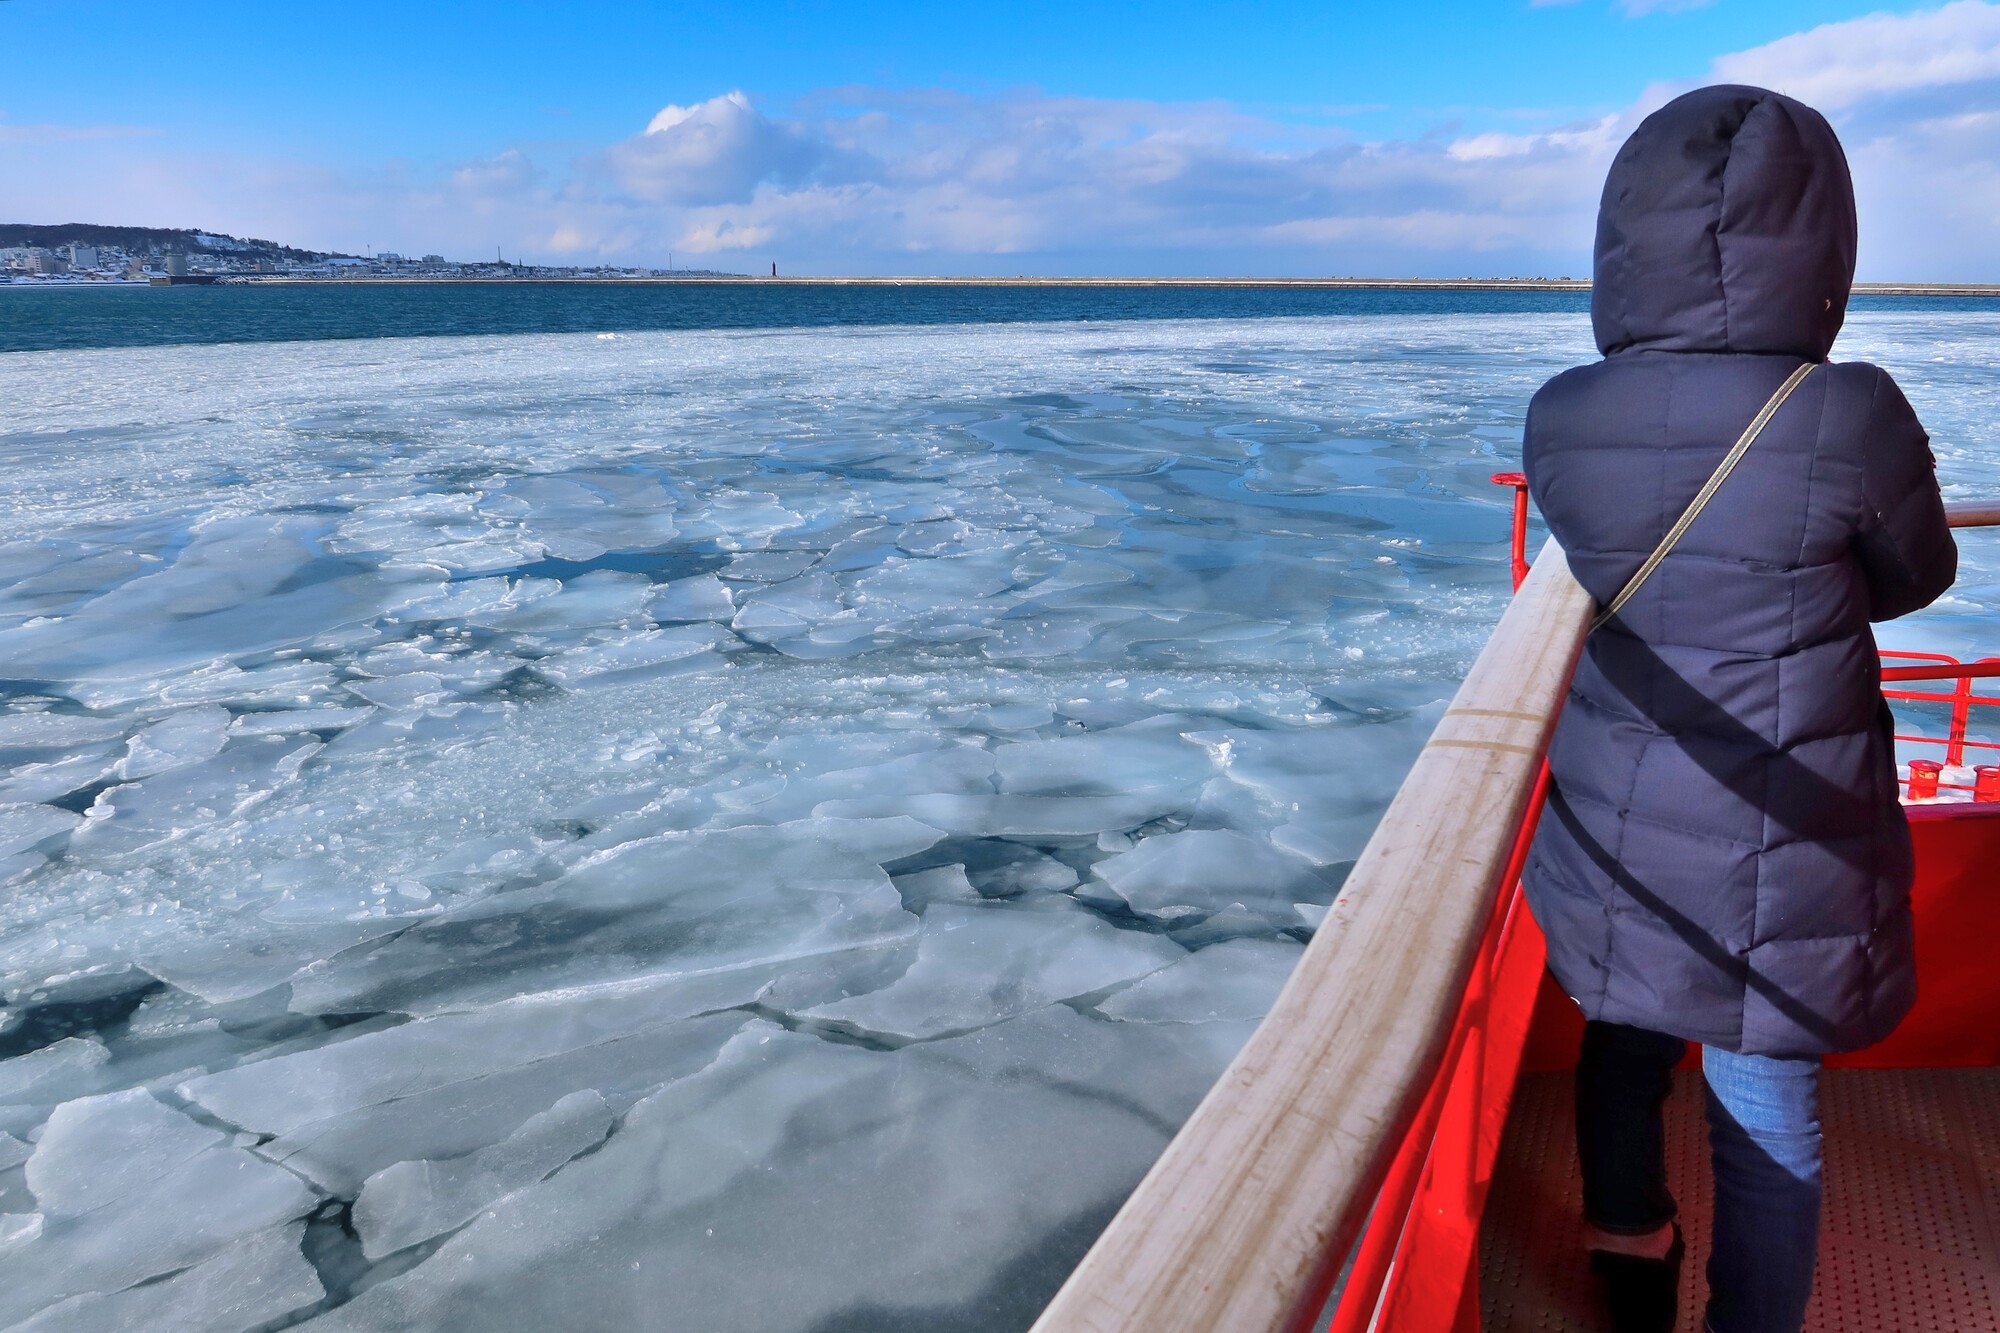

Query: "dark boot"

xmin=1589 ymin=1222 xmax=1684 ymax=1333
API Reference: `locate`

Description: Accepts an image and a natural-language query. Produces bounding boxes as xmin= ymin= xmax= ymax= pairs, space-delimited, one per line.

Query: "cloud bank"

xmin=10 ymin=2 xmax=2000 ymax=278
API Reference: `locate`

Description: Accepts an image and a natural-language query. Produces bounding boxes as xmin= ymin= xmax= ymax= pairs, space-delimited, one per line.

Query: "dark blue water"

xmin=3 ymin=282 xmax=1590 ymax=353
xmin=5 ymin=282 xmax=1990 ymax=354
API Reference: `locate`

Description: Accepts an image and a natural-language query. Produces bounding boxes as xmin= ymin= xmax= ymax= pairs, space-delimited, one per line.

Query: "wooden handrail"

xmin=1947 ymin=501 xmax=2000 ymax=529
xmin=1029 ymin=537 xmax=1594 ymax=1333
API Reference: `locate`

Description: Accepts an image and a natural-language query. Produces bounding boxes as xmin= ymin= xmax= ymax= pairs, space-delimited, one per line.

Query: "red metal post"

xmin=1951 ymin=673 xmax=1975 ymax=767
xmin=1491 ymin=473 xmax=1530 ymax=590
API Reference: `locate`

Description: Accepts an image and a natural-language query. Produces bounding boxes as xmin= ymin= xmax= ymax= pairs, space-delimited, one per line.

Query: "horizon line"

xmin=129 ymin=275 xmax=2000 ymax=295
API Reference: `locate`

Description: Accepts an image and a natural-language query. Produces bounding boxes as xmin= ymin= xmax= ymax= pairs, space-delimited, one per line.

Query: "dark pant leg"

xmin=1702 ymin=1046 xmax=1823 ymax=1333
xmin=1575 ymin=1019 xmax=1688 ymax=1232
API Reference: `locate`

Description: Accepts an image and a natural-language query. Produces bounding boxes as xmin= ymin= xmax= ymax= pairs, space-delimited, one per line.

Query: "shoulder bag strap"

xmin=1590 ymin=360 xmax=1818 ymax=634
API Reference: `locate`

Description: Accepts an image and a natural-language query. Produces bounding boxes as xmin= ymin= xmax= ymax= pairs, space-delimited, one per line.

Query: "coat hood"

xmin=1592 ymin=85 xmax=1856 ymax=360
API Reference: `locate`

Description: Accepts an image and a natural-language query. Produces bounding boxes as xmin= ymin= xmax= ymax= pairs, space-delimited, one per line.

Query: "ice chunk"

xmin=1097 ymin=937 xmax=1303 ymax=1023
xmin=677 ymin=491 xmax=804 ymax=548
xmin=0 ymin=754 xmax=121 ymax=806
xmin=0 ymin=1131 xmax=31 ymax=1171
xmin=354 ymin=1089 xmax=615 ymax=1258
xmin=648 ymin=574 xmax=736 ymax=622
xmin=0 ymin=1037 xmax=110 ymax=1102
xmin=0 ymin=553 xmax=417 ymax=689
xmin=0 ymin=803 xmax=81 ymax=857
xmin=847 ymin=551 xmax=1016 ymax=617
xmin=345 ymin=672 xmax=452 ymax=710
xmin=963 ymin=845 xmax=1079 ymax=897
xmin=117 ymin=704 xmax=230 ymax=779
xmin=181 ymin=978 xmax=758 ymax=1193
xmin=72 ymin=738 xmax=323 ymax=858
xmin=306 ymin=1007 xmax=1255 ymax=1333
xmin=2 ymin=1089 xmax=315 ymax=1325
xmin=729 ymin=573 xmax=844 ymax=643
xmin=1270 ymin=820 xmax=1365 ymax=867
xmin=0 ymin=1212 xmax=42 ymax=1248
xmin=154 ymin=657 xmax=344 ymax=710
xmin=228 ymin=705 xmax=378 ymax=736
xmin=1167 ymin=901 xmax=1281 ymax=948
xmin=814 ymin=790 xmax=1188 ymax=838
xmin=1029 ymin=556 xmax=1139 ymax=592
xmin=485 ymin=571 xmax=654 ymax=633
xmin=699 ymin=745 xmax=997 ymax=829
xmin=1091 ymin=829 xmax=1331 ymax=923
xmin=288 ymin=817 xmax=934 ymax=1016
xmin=990 ymin=719 xmax=1208 ymax=795
xmin=803 ymin=901 xmax=1183 ymax=1039
xmin=0 ymin=713 xmax=126 ymax=758
xmin=385 ymin=574 xmax=556 ymax=622
xmin=1186 ymin=719 xmax=1437 ymax=861
xmin=132 ymin=909 xmax=413 ymax=1005
xmin=8 ymin=1221 xmax=323 ymax=1333
xmin=718 ymin=550 xmax=821 ymax=583
xmin=891 ymin=863 xmax=984 ymax=912
xmin=533 ymin=625 xmax=731 ymax=686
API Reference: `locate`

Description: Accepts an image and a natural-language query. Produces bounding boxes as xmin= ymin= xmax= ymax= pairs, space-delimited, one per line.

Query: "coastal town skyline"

xmin=6 ymin=1 xmax=2000 ymax=278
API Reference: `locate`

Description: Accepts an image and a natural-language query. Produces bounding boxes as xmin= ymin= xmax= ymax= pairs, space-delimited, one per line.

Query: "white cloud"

xmin=609 ymin=90 xmax=823 ymax=205
xmin=8 ymin=4 xmax=2000 ymax=278
xmin=1447 ymin=115 xmax=1620 ymax=161
xmin=1712 ymin=0 xmax=2000 ymax=109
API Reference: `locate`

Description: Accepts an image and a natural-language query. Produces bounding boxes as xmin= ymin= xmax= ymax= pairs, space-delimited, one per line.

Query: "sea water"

xmin=0 ymin=295 xmax=1993 ymax=1330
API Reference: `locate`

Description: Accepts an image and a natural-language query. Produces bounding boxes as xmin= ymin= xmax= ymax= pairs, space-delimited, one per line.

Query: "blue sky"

xmin=7 ymin=1 xmax=2000 ymax=276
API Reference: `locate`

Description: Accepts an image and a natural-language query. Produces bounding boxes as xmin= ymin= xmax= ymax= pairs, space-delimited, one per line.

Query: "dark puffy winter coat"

xmin=1521 ymin=85 xmax=1957 ymax=1057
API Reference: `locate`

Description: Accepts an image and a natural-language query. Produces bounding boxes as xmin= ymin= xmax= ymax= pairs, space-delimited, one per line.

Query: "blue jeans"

xmin=1576 ymin=1021 xmax=1823 ymax=1333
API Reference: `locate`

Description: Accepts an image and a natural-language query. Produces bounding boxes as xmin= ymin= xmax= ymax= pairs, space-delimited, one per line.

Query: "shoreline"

xmin=8 ymin=276 xmax=1999 ymax=296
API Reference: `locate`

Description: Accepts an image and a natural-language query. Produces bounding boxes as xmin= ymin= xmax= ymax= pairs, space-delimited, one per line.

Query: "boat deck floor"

xmin=1481 ymin=1067 xmax=2000 ymax=1332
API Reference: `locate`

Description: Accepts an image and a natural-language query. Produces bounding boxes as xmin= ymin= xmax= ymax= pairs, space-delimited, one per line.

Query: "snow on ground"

xmin=0 ymin=312 xmax=1991 ymax=1329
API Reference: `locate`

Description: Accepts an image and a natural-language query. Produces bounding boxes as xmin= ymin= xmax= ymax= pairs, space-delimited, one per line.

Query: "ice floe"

xmin=2 ymin=1089 xmax=317 ymax=1325
xmin=0 ymin=310 xmax=1985 ymax=1327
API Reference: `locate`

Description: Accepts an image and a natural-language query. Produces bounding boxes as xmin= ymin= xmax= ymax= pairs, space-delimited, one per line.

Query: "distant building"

xmin=67 ymin=244 xmax=99 ymax=271
xmin=165 ymin=253 xmax=189 ymax=277
xmin=26 ymin=250 xmax=68 ymax=276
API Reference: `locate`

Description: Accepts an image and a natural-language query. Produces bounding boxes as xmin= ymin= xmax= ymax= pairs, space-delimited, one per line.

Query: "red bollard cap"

xmin=1908 ymin=759 xmax=1944 ymax=800
xmin=1491 ymin=472 xmax=1527 ymax=487
xmin=1976 ymin=765 xmax=2000 ymax=803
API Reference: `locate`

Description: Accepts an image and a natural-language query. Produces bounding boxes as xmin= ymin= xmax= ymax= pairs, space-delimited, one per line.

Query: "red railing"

xmin=1881 ymin=653 xmax=2000 ymax=798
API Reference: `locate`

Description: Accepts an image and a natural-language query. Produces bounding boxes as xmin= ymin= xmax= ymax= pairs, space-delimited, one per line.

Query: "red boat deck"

xmin=1482 ymin=1066 xmax=2000 ymax=1332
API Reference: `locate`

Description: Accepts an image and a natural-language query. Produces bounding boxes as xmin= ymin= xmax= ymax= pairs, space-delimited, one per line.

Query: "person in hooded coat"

xmin=1520 ymin=86 xmax=1956 ymax=1333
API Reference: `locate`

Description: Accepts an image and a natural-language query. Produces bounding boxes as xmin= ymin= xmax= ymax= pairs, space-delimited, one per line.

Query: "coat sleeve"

xmin=1854 ymin=367 xmax=1956 ymax=622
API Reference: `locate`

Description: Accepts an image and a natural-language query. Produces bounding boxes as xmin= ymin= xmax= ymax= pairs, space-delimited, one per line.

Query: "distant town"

xmin=0 ymin=224 xmax=733 ymax=283
xmin=7 ymin=224 xmax=1996 ymax=296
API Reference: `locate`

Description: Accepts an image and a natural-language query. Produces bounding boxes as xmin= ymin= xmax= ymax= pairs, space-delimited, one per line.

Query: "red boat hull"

xmin=1337 ymin=803 xmax=2000 ymax=1333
